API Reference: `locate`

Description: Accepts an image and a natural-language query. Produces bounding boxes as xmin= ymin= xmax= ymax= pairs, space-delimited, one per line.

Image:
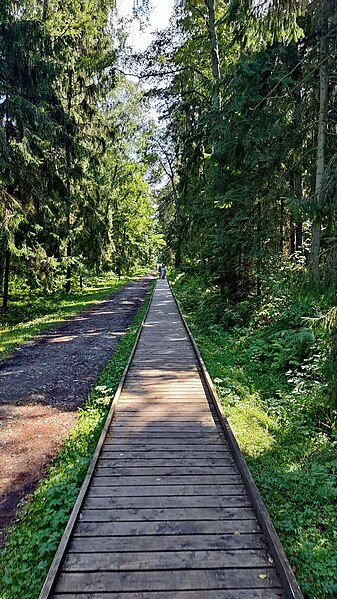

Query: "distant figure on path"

xmin=160 ymin=264 xmax=166 ymax=279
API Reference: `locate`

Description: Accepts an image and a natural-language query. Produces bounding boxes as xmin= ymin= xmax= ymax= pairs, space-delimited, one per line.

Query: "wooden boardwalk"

xmin=40 ymin=279 xmax=303 ymax=599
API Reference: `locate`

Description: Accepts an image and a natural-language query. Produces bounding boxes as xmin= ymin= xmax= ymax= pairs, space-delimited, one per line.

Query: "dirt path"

xmin=0 ymin=275 xmax=153 ymax=547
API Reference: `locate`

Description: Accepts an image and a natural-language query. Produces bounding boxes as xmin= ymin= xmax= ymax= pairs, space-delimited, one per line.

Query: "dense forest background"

xmin=0 ymin=0 xmax=163 ymax=313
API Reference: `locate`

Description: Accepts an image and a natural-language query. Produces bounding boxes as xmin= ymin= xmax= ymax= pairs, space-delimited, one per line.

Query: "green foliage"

xmin=0 ymin=281 xmax=153 ymax=599
xmin=0 ymin=1 xmax=161 ymax=308
xmin=171 ymin=271 xmax=337 ymax=598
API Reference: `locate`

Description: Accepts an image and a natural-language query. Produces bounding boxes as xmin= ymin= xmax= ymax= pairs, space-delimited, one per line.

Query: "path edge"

xmin=168 ymin=278 xmax=304 ymax=599
xmin=38 ymin=280 xmax=156 ymax=599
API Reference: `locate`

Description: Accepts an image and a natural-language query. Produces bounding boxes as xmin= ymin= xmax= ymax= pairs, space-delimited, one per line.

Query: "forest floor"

xmin=0 ymin=274 xmax=153 ymax=548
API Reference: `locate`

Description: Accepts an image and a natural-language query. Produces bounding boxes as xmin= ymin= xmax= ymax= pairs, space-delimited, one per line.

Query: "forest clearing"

xmin=0 ymin=0 xmax=337 ymax=598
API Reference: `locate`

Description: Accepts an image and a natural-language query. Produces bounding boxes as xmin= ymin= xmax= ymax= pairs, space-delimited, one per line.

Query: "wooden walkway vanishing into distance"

xmin=40 ymin=279 xmax=303 ymax=599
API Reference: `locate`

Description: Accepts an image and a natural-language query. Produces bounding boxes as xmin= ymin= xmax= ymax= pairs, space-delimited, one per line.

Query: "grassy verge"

xmin=0 ymin=281 xmax=154 ymax=599
xmin=0 ymin=269 xmax=148 ymax=359
xmin=171 ymin=271 xmax=337 ymax=599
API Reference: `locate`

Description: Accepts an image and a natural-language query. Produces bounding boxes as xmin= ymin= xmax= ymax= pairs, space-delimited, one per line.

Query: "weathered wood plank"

xmin=104 ymin=438 xmax=224 ymax=447
xmin=100 ymin=450 xmax=231 ymax=459
xmin=74 ymin=519 xmax=261 ymax=537
xmin=87 ymin=484 xmax=245 ymax=497
xmin=114 ymin=415 xmax=215 ymax=422
xmin=105 ymin=433 xmax=222 ymax=440
xmin=98 ymin=458 xmax=234 ymax=468
xmin=84 ymin=494 xmax=251 ymax=510
xmin=80 ymin=506 xmax=256 ymax=522
xmin=54 ymin=591 xmax=285 ymax=599
xmin=109 ymin=426 xmax=218 ymax=433
xmin=55 ymin=568 xmax=281 ymax=593
xmin=63 ymin=549 xmax=273 ymax=572
xmin=91 ymin=474 xmax=242 ymax=486
xmin=94 ymin=465 xmax=238 ymax=477
xmin=68 ymin=532 xmax=264 ymax=553
xmin=101 ymin=448 xmax=227 ymax=456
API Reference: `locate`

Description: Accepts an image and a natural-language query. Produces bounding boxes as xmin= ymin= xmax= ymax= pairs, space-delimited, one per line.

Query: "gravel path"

xmin=0 ymin=275 xmax=153 ymax=546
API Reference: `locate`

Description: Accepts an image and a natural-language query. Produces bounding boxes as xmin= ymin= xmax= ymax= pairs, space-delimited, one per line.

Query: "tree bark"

xmin=2 ymin=249 xmax=10 ymax=312
xmin=204 ymin=0 xmax=221 ymax=113
xmin=309 ymin=12 xmax=329 ymax=283
xmin=65 ymin=240 xmax=71 ymax=294
xmin=280 ymin=197 xmax=284 ymax=255
xmin=293 ymin=53 xmax=303 ymax=251
xmin=0 ymin=252 xmax=4 ymax=295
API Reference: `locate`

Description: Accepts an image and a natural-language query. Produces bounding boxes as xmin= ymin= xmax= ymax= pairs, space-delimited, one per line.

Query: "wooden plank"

xmin=80 ymin=506 xmax=256 ymax=522
xmin=84 ymin=494 xmax=250 ymax=510
xmin=74 ymin=519 xmax=261 ymax=537
xmin=105 ymin=432 xmax=222 ymax=440
xmin=100 ymin=449 xmax=230 ymax=458
xmin=55 ymin=568 xmax=282 ymax=593
xmin=104 ymin=439 xmax=224 ymax=447
xmin=109 ymin=426 xmax=218 ymax=433
xmin=54 ymin=590 xmax=285 ymax=599
xmin=94 ymin=465 xmax=238 ymax=477
xmin=68 ymin=532 xmax=265 ymax=553
xmin=116 ymin=400 xmax=210 ymax=405
xmin=99 ymin=453 xmax=232 ymax=461
xmin=98 ymin=458 xmax=234 ymax=468
xmin=87 ymin=484 xmax=246 ymax=497
xmin=114 ymin=413 xmax=214 ymax=420
xmin=63 ymin=549 xmax=273 ymax=572
xmin=91 ymin=474 xmax=242 ymax=486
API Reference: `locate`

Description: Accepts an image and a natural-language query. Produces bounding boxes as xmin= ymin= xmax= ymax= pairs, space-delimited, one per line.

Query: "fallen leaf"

xmin=259 ymin=574 xmax=268 ymax=580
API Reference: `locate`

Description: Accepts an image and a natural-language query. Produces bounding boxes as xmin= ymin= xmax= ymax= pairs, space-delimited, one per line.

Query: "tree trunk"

xmin=309 ymin=13 xmax=329 ymax=283
xmin=65 ymin=240 xmax=71 ymax=294
xmin=65 ymin=69 xmax=73 ymax=294
xmin=2 ymin=249 xmax=10 ymax=312
xmin=293 ymin=55 xmax=303 ymax=252
xmin=290 ymin=223 xmax=295 ymax=255
xmin=295 ymin=220 xmax=303 ymax=251
xmin=0 ymin=252 xmax=4 ymax=295
xmin=204 ymin=0 xmax=221 ymax=113
xmin=204 ymin=0 xmax=221 ymax=155
xmin=280 ymin=197 xmax=284 ymax=255
xmin=256 ymin=202 xmax=262 ymax=297
xmin=42 ymin=0 xmax=49 ymax=20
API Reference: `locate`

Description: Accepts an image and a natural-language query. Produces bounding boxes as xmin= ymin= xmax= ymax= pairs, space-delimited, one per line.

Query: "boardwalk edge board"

xmin=38 ymin=279 xmax=155 ymax=599
xmin=168 ymin=279 xmax=304 ymax=599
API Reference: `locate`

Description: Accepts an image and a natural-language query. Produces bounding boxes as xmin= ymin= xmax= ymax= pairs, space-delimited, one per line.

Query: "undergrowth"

xmin=0 ymin=268 xmax=148 ymax=359
xmin=0 ymin=281 xmax=153 ymax=599
xmin=171 ymin=269 xmax=337 ymax=599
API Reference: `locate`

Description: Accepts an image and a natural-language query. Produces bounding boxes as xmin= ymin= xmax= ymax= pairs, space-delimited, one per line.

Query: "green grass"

xmin=0 ymin=281 xmax=154 ymax=599
xmin=171 ymin=271 xmax=337 ymax=599
xmin=0 ymin=269 xmax=148 ymax=359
